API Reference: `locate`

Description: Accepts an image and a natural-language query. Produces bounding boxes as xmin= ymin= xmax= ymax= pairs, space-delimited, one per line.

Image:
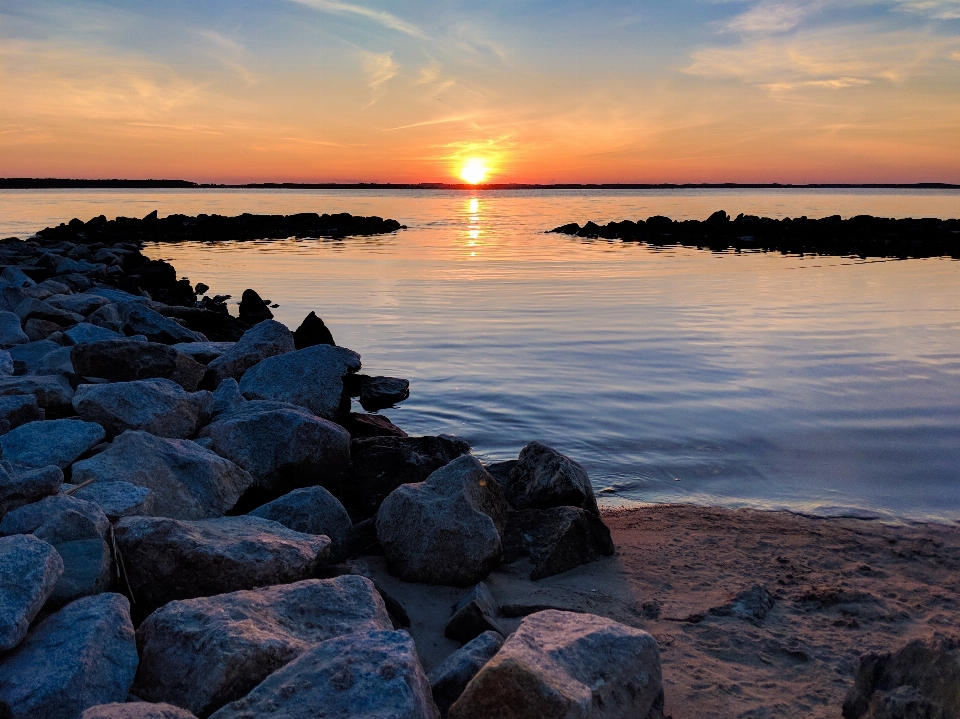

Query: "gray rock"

xmin=0 ymin=287 xmax=30 ymax=314
xmin=0 ymin=593 xmax=138 ymax=719
xmin=47 ymin=538 xmax=113 ymax=608
xmin=72 ymin=481 xmax=154 ymax=521
xmin=0 ymin=534 xmax=64 ymax=651
xmin=32 ymin=345 xmax=74 ymax=375
xmin=114 ymin=515 xmax=330 ymax=612
xmin=249 ymin=486 xmax=353 ymax=561
xmin=120 ymin=304 xmax=205 ymax=344
xmin=134 ymin=576 xmax=392 ymax=717
xmin=46 ymin=294 xmax=111 ymax=316
xmin=448 ymin=610 xmax=662 ymax=719
xmin=15 ymin=298 xmax=83 ymax=327
xmin=502 ymin=442 xmax=599 ymax=515
xmin=0 ymin=462 xmax=63 ymax=518
xmin=56 ymin=258 xmax=105 ymax=276
xmin=34 ymin=279 xmax=71 ymax=296
xmin=349 ymin=435 xmax=471 ymax=517
xmin=238 ymin=344 xmax=361 ymax=420
xmin=23 ymin=317 xmax=63 ymax=342
xmin=88 ymin=288 xmax=149 ymax=305
xmin=0 ymin=311 xmax=28 ymax=349
xmin=206 ymin=320 xmax=295 ymax=385
xmin=9 ymin=339 xmax=61 ymax=374
xmin=359 ymin=376 xmax=410 ymax=411
xmin=71 ymin=340 xmax=206 ymax=392
xmin=1 ymin=266 xmax=36 ymax=288
xmin=209 ymin=628 xmax=439 ymax=719
xmin=211 ymin=378 xmax=245 ymax=416
xmin=73 ymin=379 xmax=213 ymax=439
xmin=429 ymin=631 xmax=504 ymax=718
xmin=72 ymin=431 xmax=254 ymax=520
xmin=0 ymin=494 xmax=109 ymax=540
xmin=0 ymin=419 xmax=105 ymax=468
xmin=444 ymin=583 xmax=504 ymax=644
xmin=0 ymin=392 xmax=43 ymax=434
xmin=86 ymin=303 xmax=126 ymax=333
xmin=0 ymin=350 xmax=11 ymax=377
xmin=171 ymin=341 xmax=235 ymax=365
xmin=81 ymin=703 xmax=197 ymax=719
xmin=198 ymin=401 xmax=350 ymax=505
xmin=376 ymin=455 xmax=509 ymax=587
xmin=63 ymin=323 xmax=126 ymax=345
xmin=0 ymin=374 xmax=74 ymax=409
xmin=345 ymin=412 xmax=409 ymax=438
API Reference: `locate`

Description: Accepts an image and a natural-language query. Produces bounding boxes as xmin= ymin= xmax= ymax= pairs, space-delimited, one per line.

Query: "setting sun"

xmin=460 ymin=159 xmax=488 ymax=184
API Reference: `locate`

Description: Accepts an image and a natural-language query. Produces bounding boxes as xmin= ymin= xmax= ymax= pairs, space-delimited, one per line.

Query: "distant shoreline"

xmin=2 ymin=178 xmax=959 ymax=190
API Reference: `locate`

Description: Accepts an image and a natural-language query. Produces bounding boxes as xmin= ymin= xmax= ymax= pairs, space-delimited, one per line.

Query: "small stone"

xmin=14 ymin=298 xmax=83 ymax=327
xmin=444 ymin=583 xmax=504 ymax=644
xmin=345 ymin=412 xmax=408 ymax=438
xmin=63 ymin=323 xmax=127 ymax=345
xmin=171 ymin=341 xmax=235 ymax=365
xmin=0 ymin=395 xmax=42 ymax=432
xmin=708 ymin=584 xmax=775 ymax=625
xmin=45 ymin=293 xmax=111 ymax=316
xmin=0 ymin=495 xmax=109 ymax=541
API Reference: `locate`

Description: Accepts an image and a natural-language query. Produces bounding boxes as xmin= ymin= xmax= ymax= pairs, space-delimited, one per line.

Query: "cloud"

xmin=288 ymin=0 xmax=425 ymax=38
xmin=194 ymin=30 xmax=258 ymax=86
xmin=725 ymin=1 xmax=815 ymax=33
xmin=361 ymin=51 xmax=399 ymax=89
xmin=894 ymin=0 xmax=960 ymax=19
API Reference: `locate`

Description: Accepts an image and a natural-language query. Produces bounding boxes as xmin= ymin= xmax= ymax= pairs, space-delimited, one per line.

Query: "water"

xmin=2 ymin=188 xmax=959 ymax=523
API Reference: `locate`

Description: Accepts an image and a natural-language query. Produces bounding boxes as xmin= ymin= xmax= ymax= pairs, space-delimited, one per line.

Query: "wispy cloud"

xmin=361 ymin=50 xmax=399 ymax=89
xmin=288 ymin=0 xmax=425 ymax=38
xmin=895 ymin=0 xmax=960 ymax=19
xmin=725 ymin=1 xmax=815 ymax=33
xmin=194 ymin=30 xmax=258 ymax=86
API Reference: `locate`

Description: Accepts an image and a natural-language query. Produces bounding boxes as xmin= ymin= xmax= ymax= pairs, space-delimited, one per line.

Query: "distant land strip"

xmin=2 ymin=178 xmax=959 ymax=190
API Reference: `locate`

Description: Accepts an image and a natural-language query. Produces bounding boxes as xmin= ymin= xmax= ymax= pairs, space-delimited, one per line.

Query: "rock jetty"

xmin=0 ymin=212 xmax=664 ymax=719
xmin=550 ymin=211 xmax=960 ymax=258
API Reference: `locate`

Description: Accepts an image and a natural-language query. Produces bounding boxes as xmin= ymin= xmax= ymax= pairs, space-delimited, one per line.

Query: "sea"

xmin=1 ymin=188 xmax=958 ymax=524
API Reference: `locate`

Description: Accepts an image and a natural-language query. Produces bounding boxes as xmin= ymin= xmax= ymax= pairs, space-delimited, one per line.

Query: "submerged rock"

xmin=0 ymin=534 xmax=64 ymax=651
xmin=429 ymin=631 xmax=504 ymax=718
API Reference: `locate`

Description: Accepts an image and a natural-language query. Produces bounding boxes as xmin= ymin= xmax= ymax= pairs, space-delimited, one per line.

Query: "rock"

xmin=210 ymin=378 xmax=245 ymax=416
xmin=345 ymin=412 xmax=408 ymax=438
xmin=47 ymin=538 xmax=113 ymax=608
xmin=0 ymin=462 xmax=63 ymax=518
xmin=359 ymin=376 xmax=410 ymax=411
xmin=158 ymin=308 xmax=247 ymax=343
xmin=120 ymin=303 xmax=206 ymax=344
xmin=133 ymin=576 xmax=393 ymax=717
xmin=237 ymin=289 xmax=273 ymax=324
xmin=348 ymin=435 xmax=471 ymax=517
xmin=114 ymin=515 xmax=330 ymax=612
xmin=501 ymin=506 xmax=615 ymax=581
xmin=842 ymin=636 xmax=960 ymax=719
xmin=708 ymin=585 xmax=775 ymax=625
xmin=73 ymin=379 xmax=213 ymax=439
xmin=71 ymin=481 xmax=154 ymax=521
xmin=0 ymin=311 xmax=28 ymax=349
xmin=208 ymin=628 xmax=439 ymax=719
xmin=0 ymin=593 xmax=138 ymax=719
xmin=46 ymin=294 xmax=111 ymax=316
xmin=171 ymin=341 xmax=235 ymax=365
xmin=72 ymin=431 xmax=254 ymax=520
xmin=249 ymin=486 xmax=353 ymax=561
xmin=448 ymin=610 xmax=663 ymax=719
xmin=56 ymin=258 xmax=105 ymax=276
xmin=0 ymin=374 xmax=74 ymax=410
xmin=9 ymin=339 xmax=61 ymax=373
xmin=0 ymin=495 xmax=109 ymax=540
xmin=429 ymin=631 xmax=504 ymax=718
xmin=198 ymin=401 xmax=350 ymax=508
xmin=0 ymin=350 xmax=11 ymax=377
xmin=444 ymin=583 xmax=504 ymax=643
xmin=376 ymin=455 xmax=509 ymax=587
xmin=238 ymin=344 xmax=361 ymax=420
xmin=0 ymin=534 xmax=64 ymax=651
xmin=0 ymin=419 xmax=105 ymax=469
xmin=205 ymin=320 xmax=295 ymax=386
xmin=71 ymin=340 xmax=206 ymax=391
xmin=0 ymin=286 xmax=30 ymax=313
xmin=14 ymin=298 xmax=83 ymax=327
xmin=1 ymin=266 xmax=36 ymax=288
xmin=23 ymin=318 xmax=63 ymax=342
xmin=293 ymin=311 xmax=334 ymax=349
xmin=81 ymin=703 xmax=198 ymax=719
xmin=501 ymin=442 xmax=599 ymax=515
xmin=63 ymin=323 xmax=126 ymax=345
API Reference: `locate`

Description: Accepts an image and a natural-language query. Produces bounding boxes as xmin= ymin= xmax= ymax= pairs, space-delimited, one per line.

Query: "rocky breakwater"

xmin=550 ymin=210 xmax=960 ymax=259
xmin=0 ymin=218 xmax=663 ymax=719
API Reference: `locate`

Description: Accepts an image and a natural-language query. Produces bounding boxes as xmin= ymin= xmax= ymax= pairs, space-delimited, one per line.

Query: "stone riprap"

xmin=0 ymin=534 xmax=64 ymax=651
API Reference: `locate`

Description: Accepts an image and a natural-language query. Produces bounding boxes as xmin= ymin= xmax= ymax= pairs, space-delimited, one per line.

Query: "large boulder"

xmin=376 ymin=455 xmax=509 ymax=587
xmin=71 ymin=340 xmax=206 ymax=391
xmin=348 ymin=435 xmax=470 ymax=516
xmin=113 ymin=515 xmax=331 ymax=612
xmin=500 ymin=442 xmax=599 ymax=515
xmin=81 ymin=703 xmax=197 ymax=719
xmin=71 ymin=481 xmax=154 ymax=521
xmin=198 ymin=401 xmax=350 ymax=507
xmin=448 ymin=610 xmax=663 ymax=719
xmin=502 ymin=506 xmax=615 ymax=580
xmin=14 ymin=298 xmax=83 ymax=327
xmin=0 ymin=374 xmax=74 ymax=410
xmin=0 ymin=534 xmax=64 ymax=651
xmin=47 ymin=538 xmax=113 ymax=608
xmin=0 ymin=462 xmax=62 ymax=518
xmin=429 ymin=631 xmax=504 ymax=718
xmin=0 ymin=593 xmax=138 ymax=719
xmin=0 ymin=395 xmax=43 ymax=433
xmin=133 ymin=576 xmax=393 ymax=717
xmin=0 ymin=311 xmax=28 ymax=349
xmin=205 ymin=320 xmax=295 ymax=386
xmin=46 ymin=293 xmax=111 ymax=316
xmin=89 ymin=303 xmax=204 ymax=344
xmin=73 ymin=379 xmax=213 ymax=439
xmin=72 ymin=431 xmax=254 ymax=520
xmin=292 ymin=311 xmax=334 ymax=349
xmin=63 ymin=323 xmax=127 ymax=345
xmin=210 ymin=378 xmax=245 ymax=416
xmin=0 ymin=419 xmax=105 ymax=468
xmin=208 ymin=629 xmax=439 ymax=719
xmin=238 ymin=344 xmax=361 ymax=420
xmin=249 ymin=486 xmax=353 ymax=561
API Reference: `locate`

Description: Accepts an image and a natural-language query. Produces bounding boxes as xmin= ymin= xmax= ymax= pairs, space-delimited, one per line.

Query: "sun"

xmin=460 ymin=159 xmax=488 ymax=184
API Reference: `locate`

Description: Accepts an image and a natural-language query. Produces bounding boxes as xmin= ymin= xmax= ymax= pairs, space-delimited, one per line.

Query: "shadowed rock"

xmin=81 ymin=703 xmax=197 ymax=719
xmin=0 ymin=375 xmax=74 ymax=411
xmin=73 ymin=379 xmax=213 ymax=439
xmin=444 ymin=583 xmax=504 ymax=644
xmin=71 ymin=481 xmax=154 ymax=521
xmin=502 ymin=441 xmax=599 ymax=515
xmin=205 ymin=320 xmax=294 ymax=386
xmin=237 ymin=289 xmax=272 ymax=324
xmin=0 ymin=462 xmax=62 ymax=518
xmin=71 ymin=340 xmax=206 ymax=391
xmin=502 ymin=506 xmax=615 ymax=580
xmin=249 ymin=486 xmax=354 ymax=561
xmin=429 ymin=631 xmax=504 ymax=718
xmin=293 ymin=311 xmax=335 ymax=349
xmin=0 ymin=534 xmax=63 ymax=651
xmin=0 ymin=419 xmax=104 ymax=469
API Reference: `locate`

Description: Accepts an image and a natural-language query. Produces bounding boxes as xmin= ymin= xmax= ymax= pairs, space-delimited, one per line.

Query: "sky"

xmin=1 ymin=0 xmax=959 ymax=183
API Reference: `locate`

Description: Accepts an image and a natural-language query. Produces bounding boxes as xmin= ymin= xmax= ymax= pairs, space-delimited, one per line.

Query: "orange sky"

xmin=2 ymin=1 xmax=959 ymax=183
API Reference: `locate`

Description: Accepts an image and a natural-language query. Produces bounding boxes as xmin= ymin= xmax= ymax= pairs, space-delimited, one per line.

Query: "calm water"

xmin=2 ymin=188 xmax=959 ymax=523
